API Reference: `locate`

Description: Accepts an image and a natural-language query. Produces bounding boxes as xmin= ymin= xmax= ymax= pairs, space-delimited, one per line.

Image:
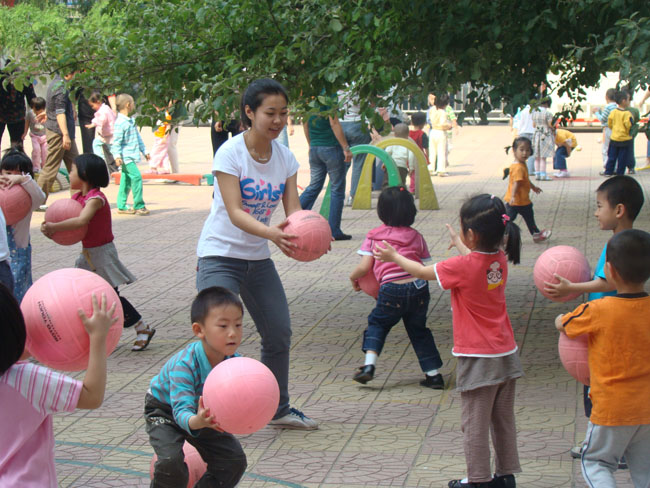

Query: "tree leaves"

xmin=1 ymin=0 xmax=649 ymax=127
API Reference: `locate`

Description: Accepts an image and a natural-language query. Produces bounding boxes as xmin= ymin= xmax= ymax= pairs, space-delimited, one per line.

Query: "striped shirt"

xmin=0 ymin=361 xmax=82 ymax=487
xmin=149 ymin=341 xmax=236 ymax=434
xmin=597 ymin=102 xmax=617 ymax=127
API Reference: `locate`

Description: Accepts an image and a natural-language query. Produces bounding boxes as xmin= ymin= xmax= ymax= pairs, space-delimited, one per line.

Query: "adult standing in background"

xmin=338 ymin=86 xmax=371 ymax=205
xmin=0 ymin=58 xmax=36 ymax=150
xmin=38 ymin=72 xmax=79 ymax=200
xmin=299 ymin=98 xmax=353 ymax=240
xmin=513 ymin=104 xmax=536 ymax=175
xmin=76 ymin=90 xmax=95 ymax=154
xmin=211 ymin=115 xmax=243 ymax=157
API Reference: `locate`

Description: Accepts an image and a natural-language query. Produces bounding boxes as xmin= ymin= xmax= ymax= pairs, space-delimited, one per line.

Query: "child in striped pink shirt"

xmin=0 ymin=285 xmax=118 ymax=487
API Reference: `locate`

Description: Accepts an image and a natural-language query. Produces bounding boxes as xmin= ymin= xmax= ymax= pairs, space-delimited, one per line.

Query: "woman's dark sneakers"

xmin=353 ymin=365 xmax=375 ymax=384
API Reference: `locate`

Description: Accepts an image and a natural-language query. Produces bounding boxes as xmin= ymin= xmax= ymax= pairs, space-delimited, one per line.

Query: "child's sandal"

xmin=132 ymin=327 xmax=156 ymax=351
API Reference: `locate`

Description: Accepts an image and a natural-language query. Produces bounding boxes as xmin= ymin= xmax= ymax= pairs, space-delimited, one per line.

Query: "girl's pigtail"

xmin=504 ymin=145 xmax=512 ymax=155
xmin=503 ymin=220 xmax=522 ymax=265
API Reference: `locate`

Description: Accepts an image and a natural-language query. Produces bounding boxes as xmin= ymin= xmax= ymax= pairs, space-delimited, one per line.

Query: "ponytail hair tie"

xmin=502 ymin=214 xmax=510 ymax=226
xmin=490 ymin=194 xmax=496 ymax=199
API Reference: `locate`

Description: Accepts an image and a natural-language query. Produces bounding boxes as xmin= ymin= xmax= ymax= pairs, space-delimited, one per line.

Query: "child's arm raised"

xmin=350 ymin=255 xmax=374 ymax=291
xmin=544 ymin=275 xmax=615 ymax=299
xmin=373 ymin=241 xmax=437 ymax=281
xmin=41 ymin=198 xmax=102 ymax=237
xmin=76 ymin=293 xmax=119 ymax=409
xmin=446 ymin=224 xmax=470 ymax=255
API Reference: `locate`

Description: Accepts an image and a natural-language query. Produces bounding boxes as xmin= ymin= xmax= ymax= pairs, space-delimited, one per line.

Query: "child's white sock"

xmin=134 ymin=320 xmax=148 ymax=333
xmin=365 ymin=351 xmax=377 ymax=366
xmin=425 ymin=369 xmax=439 ymax=377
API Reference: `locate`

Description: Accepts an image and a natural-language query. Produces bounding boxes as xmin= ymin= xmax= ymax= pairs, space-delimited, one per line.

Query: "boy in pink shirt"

xmin=0 ymin=286 xmax=118 ymax=487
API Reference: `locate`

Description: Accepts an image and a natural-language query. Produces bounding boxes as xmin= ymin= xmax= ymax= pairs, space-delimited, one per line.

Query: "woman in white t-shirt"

xmin=196 ymin=79 xmax=318 ymax=430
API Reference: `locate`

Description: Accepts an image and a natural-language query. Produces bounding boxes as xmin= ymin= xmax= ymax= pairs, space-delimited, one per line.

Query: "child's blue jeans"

xmin=553 ymin=146 xmax=568 ymax=170
xmin=363 ymin=279 xmax=443 ymax=372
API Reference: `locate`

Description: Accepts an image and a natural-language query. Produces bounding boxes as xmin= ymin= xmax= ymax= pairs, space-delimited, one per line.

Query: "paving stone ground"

xmin=14 ymin=123 xmax=650 ymax=487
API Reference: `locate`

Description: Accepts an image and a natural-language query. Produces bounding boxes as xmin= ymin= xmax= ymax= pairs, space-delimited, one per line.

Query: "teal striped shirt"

xmin=149 ymin=341 xmax=236 ymax=434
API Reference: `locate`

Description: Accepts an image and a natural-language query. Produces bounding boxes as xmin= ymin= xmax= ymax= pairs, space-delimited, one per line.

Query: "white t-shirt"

xmin=385 ymin=144 xmax=416 ymax=170
xmin=516 ymin=105 xmax=534 ymax=134
xmin=197 ymin=133 xmax=300 ymax=260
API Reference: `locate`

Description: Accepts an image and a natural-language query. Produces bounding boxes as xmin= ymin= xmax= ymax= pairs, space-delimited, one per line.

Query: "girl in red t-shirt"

xmin=375 ymin=194 xmax=523 ymax=488
xmin=41 ymin=154 xmax=155 ymax=351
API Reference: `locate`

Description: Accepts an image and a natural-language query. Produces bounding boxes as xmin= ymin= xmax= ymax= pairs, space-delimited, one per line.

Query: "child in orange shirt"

xmin=503 ymin=136 xmax=551 ymax=243
xmin=555 ymin=229 xmax=650 ymax=487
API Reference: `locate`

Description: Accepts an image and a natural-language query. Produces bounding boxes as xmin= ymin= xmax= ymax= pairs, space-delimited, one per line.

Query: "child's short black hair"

xmin=191 ymin=286 xmax=244 ymax=324
xmin=505 ymin=136 xmax=533 ymax=156
xmin=74 ymin=154 xmax=109 ymax=188
xmin=539 ymin=96 xmax=552 ymax=108
xmin=377 ymin=185 xmax=417 ymax=227
xmin=614 ymin=90 xmax=628 ymax=105
xmin=605 ymin=88 xmax=616 ymax=101
xmin=410 ymin=112 xmax=426 ymax=127
xmin=606 ymin=229 xmax=650 ymax=284
xmin=87 ymin=91 xmax=103 ymax=104
xmin=30 ymin=96 xmax=46 ymax=111
xmin=596 ymin=175 xmax=644 ymax=221
xmin=0 ymin=284 xmax=27 ymax=375
xmin=1 ymin=147 xmax=34 ymax=178
xmin=434 ymin=94 xmax=450 ymax=109
xmin=460 ymin=194 xmax=522 ymax=264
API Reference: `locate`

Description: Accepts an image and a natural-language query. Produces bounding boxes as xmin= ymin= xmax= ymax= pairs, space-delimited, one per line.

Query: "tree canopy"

xmin=1 ymin=0 xmax=649 ymax=126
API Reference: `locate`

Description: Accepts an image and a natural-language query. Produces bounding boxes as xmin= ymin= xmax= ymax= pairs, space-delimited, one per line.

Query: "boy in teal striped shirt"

xmin=145 ymin=287 xmax=247 ymax=487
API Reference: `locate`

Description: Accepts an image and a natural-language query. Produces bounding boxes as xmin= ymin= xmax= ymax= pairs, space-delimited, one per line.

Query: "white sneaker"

xmin=346 ymin=195 xmax=353 ymax=206
xmin=268 ymin=407 xmax=319 ymax=430
xmin=533 ymin=229 xmax=552 ymax=243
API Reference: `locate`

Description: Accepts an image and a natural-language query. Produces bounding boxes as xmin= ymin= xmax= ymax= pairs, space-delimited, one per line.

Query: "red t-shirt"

xmin=435 ymin=251 xmax=517 ymax=356
xmin=72 ymin=188 xmax=114 ymax=248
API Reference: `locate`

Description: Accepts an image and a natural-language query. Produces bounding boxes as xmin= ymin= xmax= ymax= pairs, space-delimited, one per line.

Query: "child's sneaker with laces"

xmin=532 ymin=229 xmax=551 ymax=243
xmin=268 ymin=407 xmax=318 ymax=430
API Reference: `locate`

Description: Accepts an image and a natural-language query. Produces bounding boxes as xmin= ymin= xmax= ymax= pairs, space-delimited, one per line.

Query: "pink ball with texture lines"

xmin=558 ymin=332 xmax=590 ymax=385
xmin=21 ymin=268 xmax=123 ymax=371
xmin=202 ymin=357 xmax=279 ymax=435
xmin=533 ymin=246 xmax=591 ymax=302
xmin=358 ymin=269 xmax=380 ymax=299
xmin=44 ymin=198 xmax=88 ymax=246
xmin=150 ymin=442 xmax=206 ymax=486
xmin=0 ymin=184 xmax=31 ymax=226
xmin=282 ymin=210 xmax=332 ymax=262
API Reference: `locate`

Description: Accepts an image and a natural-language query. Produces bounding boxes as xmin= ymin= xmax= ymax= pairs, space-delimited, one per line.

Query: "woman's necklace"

xmin=245 ymin=132 xmax=271 ymax=162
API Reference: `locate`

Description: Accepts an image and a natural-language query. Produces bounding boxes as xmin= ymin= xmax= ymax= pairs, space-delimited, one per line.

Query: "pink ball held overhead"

xmin=44 ymin=199 xmax=88 ymax=246
xmin=20 ymin=268 xmax=123 ymax=372
xmin=202 ymin=357 xmax=279 ymax=435
xmin=282 ymin=210 xmax=331 ymax=262
xmin=0 ymin=184 xmax=32 ymax=226
xmin=533 ymin=245 xmax=591 ymax=302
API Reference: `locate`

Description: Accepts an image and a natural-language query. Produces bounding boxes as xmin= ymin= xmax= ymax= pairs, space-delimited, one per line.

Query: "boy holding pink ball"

xmin=545 ymin=175 xmax=644 ymax=462
xmin=145 ymin=286 xmax=247 ymax=488
xmin=555 ymin=229 xmax=650 ymax=487
xmin=0 ymin=285 xmax=118 ymax=487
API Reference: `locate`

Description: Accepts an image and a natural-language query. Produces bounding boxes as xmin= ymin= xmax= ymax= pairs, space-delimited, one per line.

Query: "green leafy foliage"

xmin=1 ymin=0 xmax=649 ymax=126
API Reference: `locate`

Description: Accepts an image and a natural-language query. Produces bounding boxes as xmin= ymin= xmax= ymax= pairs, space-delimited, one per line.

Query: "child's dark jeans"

xmin=605 ymin=139 xmax=633 ymax=175
xmin=145 ymin=393 xmax=247 ymax=488
xmin=505 ymin=203 xmax=540 ymax=236
xmin=553 ymin=146 xmax=568 ymax=170
xmin=362 ymin=279 xmax=443 ymax=372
